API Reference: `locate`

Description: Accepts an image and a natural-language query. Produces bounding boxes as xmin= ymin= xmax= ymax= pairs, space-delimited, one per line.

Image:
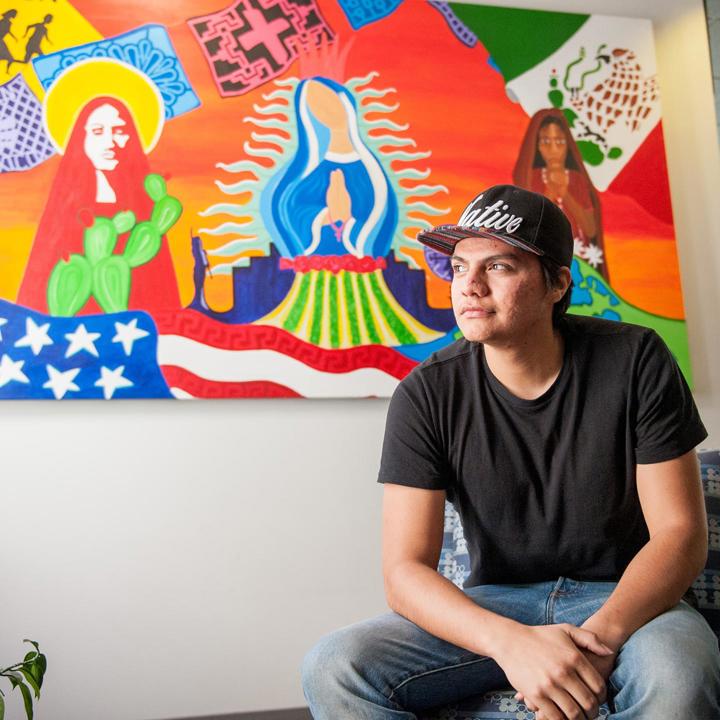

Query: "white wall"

xmin=2 ymin=2 xmax=719 ymax=719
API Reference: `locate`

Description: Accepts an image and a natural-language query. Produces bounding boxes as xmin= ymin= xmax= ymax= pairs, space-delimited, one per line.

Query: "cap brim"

xmin=417 ymin=225 xmax=545 ymax=258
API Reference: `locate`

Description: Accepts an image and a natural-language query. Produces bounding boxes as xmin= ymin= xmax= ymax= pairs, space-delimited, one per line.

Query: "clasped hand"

xmin=493 ymin=623 xmax=615 ymax=720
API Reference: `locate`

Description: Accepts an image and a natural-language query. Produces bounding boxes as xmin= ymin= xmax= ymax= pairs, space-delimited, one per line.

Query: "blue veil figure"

xmin=263 ymin=77 xmax=398 ymax=259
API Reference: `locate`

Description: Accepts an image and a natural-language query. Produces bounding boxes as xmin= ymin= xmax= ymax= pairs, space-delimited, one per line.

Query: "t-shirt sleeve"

xmin=377 ymin=371 xmax=450 ymax=490
xmin=634 ymin=330 xmax=707 ymax=464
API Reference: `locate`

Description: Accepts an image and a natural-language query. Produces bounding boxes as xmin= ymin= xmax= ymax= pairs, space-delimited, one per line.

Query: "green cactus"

xmin=47 ymin=255 xmax=93 ymax=316
xmin=93 ymin=256 xmax=131 ymax=313
xmin=124 ymin=221 xmax=161 ymax=268
xmin=151 ymin=196 xmax=182 ymax=235
xmin=45 ymin=173 xmax=182 ymax=316
xmin=144 ymin=173 xmax=167 ymax=202
xmin=83 ymin=217 xmax=118 ymax=267
xmin=112 ymin=210 xmax=136 ymax=235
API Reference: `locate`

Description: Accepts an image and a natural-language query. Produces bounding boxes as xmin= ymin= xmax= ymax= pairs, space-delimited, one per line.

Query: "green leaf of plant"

xmin=23 ymin=653 xmax=37 ymax=663
xmin=6 ymin=672 xmax=23 ymax=689
xmin=123 ymin=221 xmax=161 ymax=268
xmin=151 ymin=195 xmax=182 ymax=235
xmin=0 ymin=690 xmax=5 ymax=720
xmin=92 ymin=256 xmax=131 ymax=313
xmin=47 ymin=254 xmax=93 ymax=316
xmin=30 ymin=656 xmax=46 ymax=689
xmin=84 ymin=218 xmax=118 ymax=266
xmin=19 ymin=668 xmax=39 ymax=699
xmin=144 ymin=173 xmax=167 ymax=202
xmin=18 ymin=681 xmax=33 ymax=720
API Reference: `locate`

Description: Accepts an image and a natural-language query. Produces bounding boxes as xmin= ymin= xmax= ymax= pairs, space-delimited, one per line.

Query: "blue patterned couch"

xmin=420 ymin=449 xmax=720 ymax=719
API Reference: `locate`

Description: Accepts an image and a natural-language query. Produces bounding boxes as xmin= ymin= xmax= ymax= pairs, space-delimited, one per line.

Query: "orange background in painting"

xmin=0 ymin=0 xmax=683 ymax=319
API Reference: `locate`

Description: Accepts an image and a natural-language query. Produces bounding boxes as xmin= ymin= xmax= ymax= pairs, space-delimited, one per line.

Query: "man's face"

xmin=450 ymin=236 xmax=556 ymax=345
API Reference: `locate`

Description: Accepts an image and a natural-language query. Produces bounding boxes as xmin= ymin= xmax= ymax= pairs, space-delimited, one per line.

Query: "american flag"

xmin=0 ymin=300 xmax=417 ymax=399
xmin=153 ymin=310 xmax=417 ymax=398
xmin=0 ymin=299 xmax=171 ymax=400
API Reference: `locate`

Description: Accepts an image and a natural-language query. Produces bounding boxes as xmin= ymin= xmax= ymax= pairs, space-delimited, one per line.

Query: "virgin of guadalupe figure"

xmin=264 ymin=76 xmax=398 ymax=260
xmin=256 ymin=75 xmax=440 ymax=349
xmin=513 ymin=108 xmax=608 ymax=280
xmin=18 ymin=65 xmax=180 ymax=314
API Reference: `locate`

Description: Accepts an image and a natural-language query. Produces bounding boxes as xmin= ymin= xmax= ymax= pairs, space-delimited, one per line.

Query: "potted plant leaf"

xmin=0 ymin=640 xmax=46 ymax=719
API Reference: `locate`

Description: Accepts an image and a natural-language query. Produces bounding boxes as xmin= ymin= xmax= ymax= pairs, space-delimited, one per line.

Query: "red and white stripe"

xmin=153 ymin=311 xmax=417 ymax=399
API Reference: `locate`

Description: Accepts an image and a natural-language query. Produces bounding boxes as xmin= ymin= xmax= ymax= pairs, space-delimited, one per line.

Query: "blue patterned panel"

xmin=0 ymin=74 xmax=55 ymax=172
xmin=428 ymin=1 xmax=478 ymax=48
xmin=337 ymin=0 xmax=403 ymax=30
xmin=32 ymin=24 xmax=200 ymax=120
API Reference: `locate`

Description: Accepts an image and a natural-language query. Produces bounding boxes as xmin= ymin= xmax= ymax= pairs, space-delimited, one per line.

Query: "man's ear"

xmin=553 ymin=266 xmax=573 ymax=302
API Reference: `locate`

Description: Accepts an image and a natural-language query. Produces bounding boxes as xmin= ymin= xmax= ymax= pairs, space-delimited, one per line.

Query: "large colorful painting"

xmin=0 ymin=1 xmax=689 ymax=398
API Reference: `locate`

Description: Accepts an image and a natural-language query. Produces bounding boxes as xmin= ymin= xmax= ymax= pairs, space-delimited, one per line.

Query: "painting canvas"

xmin=0 ymin=0 xmax=690 ymax=398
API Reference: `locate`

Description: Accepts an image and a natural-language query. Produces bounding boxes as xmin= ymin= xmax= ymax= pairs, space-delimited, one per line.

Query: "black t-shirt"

xmin=378 ymin=315 xmax=707 ymax=587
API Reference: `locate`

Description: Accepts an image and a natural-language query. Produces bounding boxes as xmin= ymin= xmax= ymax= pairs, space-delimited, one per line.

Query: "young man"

xmin=302 ymin=185 xmax=720 ymax=719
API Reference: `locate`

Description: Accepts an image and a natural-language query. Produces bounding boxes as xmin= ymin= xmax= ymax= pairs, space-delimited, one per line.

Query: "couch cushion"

xmin=421 ymin=689 xmax=611 ymax=719
xmin=693 ymin=449 xmax=720 ymax=641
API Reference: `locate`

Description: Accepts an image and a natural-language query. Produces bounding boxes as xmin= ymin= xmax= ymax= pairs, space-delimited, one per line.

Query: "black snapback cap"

xmin=417 ymin=184 xmax=573 ymax=268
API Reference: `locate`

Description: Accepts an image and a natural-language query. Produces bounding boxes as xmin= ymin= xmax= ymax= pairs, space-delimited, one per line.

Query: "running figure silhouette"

xmin=21 ymin=13 xmax=52 ymax=64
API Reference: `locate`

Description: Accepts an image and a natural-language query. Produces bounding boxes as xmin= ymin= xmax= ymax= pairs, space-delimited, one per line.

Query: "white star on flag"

xmin=43 ymin=365 xmax=81 ymax=399
xmin=0 ymin=317 xmax=7 ymax=342
xmin=14 ymin=317 xmax=53 ymax=356
xmin=112 ymin=319 xmax=149 ymax=356
xmin=65 ymin=324 xmax=101 ymax=358
xmin=0 ymin=354 xmax=29 ymax=388
xmin=95 ymin=365 xmax=133 ymax=399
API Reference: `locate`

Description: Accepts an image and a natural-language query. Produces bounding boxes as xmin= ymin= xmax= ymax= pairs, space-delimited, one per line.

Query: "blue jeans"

xmin=302 ymin=577 xmax=720 ymax=719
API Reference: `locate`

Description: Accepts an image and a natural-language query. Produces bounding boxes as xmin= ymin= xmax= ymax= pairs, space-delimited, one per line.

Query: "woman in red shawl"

xmin=513 ymin=108 xmax=608 ymax=281
xmin=18 ymin=95 xmax=180 ymax=314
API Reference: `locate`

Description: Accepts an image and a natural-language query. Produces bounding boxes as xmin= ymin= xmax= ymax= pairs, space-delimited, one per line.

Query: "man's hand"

xmin=493 ymin=623 xmax=613 ymax=720
xmin=579 ymin=646 xmax=616 ymax=686
xmin=517 ymin=648 xmax=616 ymax=719
xmin=578 ymin=614 xmax=621 ymax=684
xmin=513 ymin=616 xmax=619 ymax=719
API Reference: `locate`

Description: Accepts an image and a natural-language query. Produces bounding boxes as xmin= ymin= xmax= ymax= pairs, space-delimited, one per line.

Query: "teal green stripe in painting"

xmin=448 ymin=4 xmax=589 ymax=83
xmin=367 ymin=272 xmax=416 ymax=345
xmin=355 ymin=275 xmax=381 ymax=345
xmin=329 ymin=273 xmax=340 ymax=349
xmin=343 ymin=273 xmax=361 ymax=346
xmin=309 ymin=271 xmax=326 ymax=346
xmin=284 ymin=273 xmax=311 ymax=333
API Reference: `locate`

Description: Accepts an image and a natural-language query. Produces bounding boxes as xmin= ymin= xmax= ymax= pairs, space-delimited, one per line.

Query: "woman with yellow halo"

xmin=18 ymin=58 xmax=180 ymax=314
